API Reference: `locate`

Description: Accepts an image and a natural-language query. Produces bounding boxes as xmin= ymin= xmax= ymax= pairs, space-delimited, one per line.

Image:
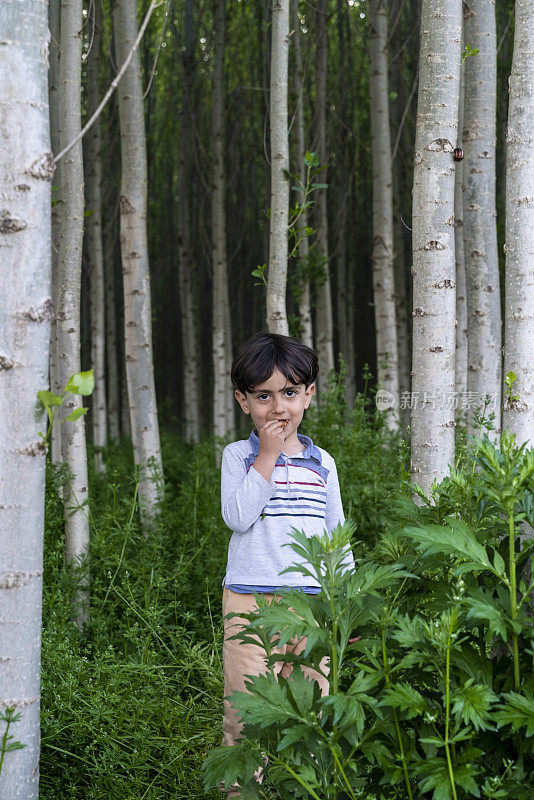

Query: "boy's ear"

xmin=304 ymin=383 xmax=316 ymax=409
xmin=234 ymin=389 xmax=251 ymax=415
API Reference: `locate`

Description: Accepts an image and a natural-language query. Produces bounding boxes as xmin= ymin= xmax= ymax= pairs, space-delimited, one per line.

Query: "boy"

xmin=220 ymin=331 xmax=355 ymax=796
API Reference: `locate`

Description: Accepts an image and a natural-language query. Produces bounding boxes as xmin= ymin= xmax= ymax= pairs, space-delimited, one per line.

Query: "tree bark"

xmin=315 ymin=0 xmax=335 ymax=392
xmin=503 ymin=0 xmax=534 ymax=446
xmin=411 ymin=0 xmax=462 ymax=494
xmin=0 ymin=3 xmax=51 ymax=797
xmin=58 ymin=0 xmax=90 ymax=626
xmin=49 ymin=0 xmax=62 ymax=465
xmin=177 ymin=0 xmax=201 ymax=443
xmin=267 ymin=0 xmax=290 ymax=335
xmin=455 ymin=46 xmax=468 ymax=420
xmin=212 ymin=0 xmax=232 ymax=444
xmin=369 ymin=0 xmax=399 ymax=430
xmin=291 ymin=0 xmax=313 ymax=348
xmin=114 ymin=0 xmax=164 ymax=527
xmin=87 ymin=0 xmax=107 ymax=471
xmin=463 ymin=0 xmax=501 ymax=438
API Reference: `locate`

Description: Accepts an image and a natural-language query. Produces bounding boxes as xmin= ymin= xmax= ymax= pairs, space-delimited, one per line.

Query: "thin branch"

xmin=391 ymin=68 xmax=418 ymax=163
xmin=54 ymin=0 xmax=163 ymax=164
xmin=143 ymin=0 xmax=173 ymax=99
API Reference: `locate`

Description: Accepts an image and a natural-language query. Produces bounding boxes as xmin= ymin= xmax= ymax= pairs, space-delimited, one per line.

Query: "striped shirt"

xmin=221 ymin=430 xmax=355 ymax=589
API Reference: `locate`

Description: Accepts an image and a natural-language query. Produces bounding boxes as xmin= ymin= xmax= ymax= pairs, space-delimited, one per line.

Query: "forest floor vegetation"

xmin=38 ymin=373 xmax=534 ymax=799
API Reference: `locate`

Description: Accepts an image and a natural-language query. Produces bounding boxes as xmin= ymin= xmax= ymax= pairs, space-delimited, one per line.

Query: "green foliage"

xmin=0 ymin=708 xmax=26 ymax=779
xmin=38 ymin=370 xmax=94 ymax=443
xmin=203 ymin=430 xmax=534 ymax=799
xmin=461 ymin=43 xmax=480 ymax=65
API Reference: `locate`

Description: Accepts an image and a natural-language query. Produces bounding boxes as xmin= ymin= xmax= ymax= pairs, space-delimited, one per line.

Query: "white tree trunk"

xmin=87 ymin=2 xmax=107 ymax=471
xmin=411 ymin=0 xmax=462 ymax=494
xmin=267 ymin=0 xmax=290 ymax=335
xmin=0 ymin=2 xmax=52 ymax=796
xmin=503 ymin=0 xmax=534 ymax=446
xmin=463 ymin=0 xmax=501 ymax=438
xmin=58 ymin=0 xmax=90 ymax=626
xmin=105 ymin=254 xmax=120 ymax=442
xmin=49 ymin=0 xmax=62 ymax=465
xmin=177 ymin=0 xmax=201 ymax=443
xmin=315 ymin=0 xmax=335 ymax=392
xmin=291 ymin=0 xmax=313 ymax=348
xmin=455 ymin=48 xmax=468 ymax=418
xmin=212 ymin=0 xmax=232 ymax=445
xmin=369 ymin=0 xmax=399 ymax=430
xmin=114 ymin=0 xmax=164 ymax=527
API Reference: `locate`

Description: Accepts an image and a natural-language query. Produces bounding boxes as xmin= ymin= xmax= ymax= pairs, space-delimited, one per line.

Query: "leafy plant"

xmin=38 ymin=370 xmax=95 ymax=443
xmin=203 ymin=431 xmax=534 ymax=799
xmin=0 ymin=707 xmax=25 ymax=780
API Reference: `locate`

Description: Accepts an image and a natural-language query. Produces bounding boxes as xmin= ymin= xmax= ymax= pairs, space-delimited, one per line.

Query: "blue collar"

xmin=248 ymin=429 xmax=322 ymax=464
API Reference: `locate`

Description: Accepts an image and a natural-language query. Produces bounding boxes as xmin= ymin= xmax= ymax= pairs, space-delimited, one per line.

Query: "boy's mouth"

xmin=277 ymin=419 xmax=289 ymax=430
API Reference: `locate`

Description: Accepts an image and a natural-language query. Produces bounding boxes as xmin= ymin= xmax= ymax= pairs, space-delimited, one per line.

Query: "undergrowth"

xmin=39 ymin=370 xmax=403 ymax=798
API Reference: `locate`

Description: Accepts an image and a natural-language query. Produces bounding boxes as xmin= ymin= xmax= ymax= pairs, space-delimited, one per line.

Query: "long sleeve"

xmin=221 ymin=445 xmax=276 ymax=534
xmin=324 ymin=459 xmax=355 ymax=573
xmin=324 ymin=460 xmax=344 ymax=533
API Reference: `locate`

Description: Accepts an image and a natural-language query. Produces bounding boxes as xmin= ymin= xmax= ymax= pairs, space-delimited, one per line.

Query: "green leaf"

xmin=379 ymin=682 xmax=427 ymax=719
xmin=494 ymin=692 xmax=534 ymax=736
xmin=202 ymin=739 xmax=261 ymax=791
xmin=64 ymin=407 xmax=89 ymax=423
xmin=464 ymin=592 xmax=508 ymax=641
xmin=402 ymin=519 xmax=495 ymax=575
xmin=37 ymin=390 xmax=63 ymax=408
xmin=65 ymin=370 xmax=94 ymax=396
xmin=451 ymin=679 xmax=496 ymax=731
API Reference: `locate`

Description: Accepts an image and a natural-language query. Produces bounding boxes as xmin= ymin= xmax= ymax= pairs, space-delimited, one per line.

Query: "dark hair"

xmin=231 ymin=331 xmax=318 ymax=395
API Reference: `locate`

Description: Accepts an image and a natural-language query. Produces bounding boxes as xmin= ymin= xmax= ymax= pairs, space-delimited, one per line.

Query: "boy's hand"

xmin=253 ymin=420 xmax=287 ymax=481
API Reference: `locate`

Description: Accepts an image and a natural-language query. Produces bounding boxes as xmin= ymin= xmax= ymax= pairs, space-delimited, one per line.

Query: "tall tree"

xmin=455 ymin=49 xmax=468 ymax=416
xmin=369 ymin=0 xmax=399 ymax=428
xmin=114 ymin=0 xmax=164 ymax=526
xmin=503 ymin=0 xmax=534 ymax=446
xmin=0 ymin=2 xmax=52 ymax=796
xmin=463 ymin=0 xmax=501 ymax=438
xmin=314 ymin=0 xmax=335 ymax=391
xmin=267 ymin=0 xmax=290 ymax=335
xmin=57 ymin=0 xmax=90 ymax=625
xmin=212 ymin=0 xmax=233 ymax=440
xmin=177 ymin=0 xmax=201 ymax=442
xmin=87 ymin=0 xmax=107 ymax=471
xmin=411 ymin=0 xmax=462 ymax=493
xmin=49 ymin=0 xmax=62 ymax=464
xmin=291 ymin=0 xmax=313 ymax=348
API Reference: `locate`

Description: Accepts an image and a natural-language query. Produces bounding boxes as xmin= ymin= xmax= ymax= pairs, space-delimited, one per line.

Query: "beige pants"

xmin=221 ymin=587 xmax=330 ymax=748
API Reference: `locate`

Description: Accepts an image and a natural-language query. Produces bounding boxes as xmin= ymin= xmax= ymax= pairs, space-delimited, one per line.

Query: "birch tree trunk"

xmin=0 ymin=2 xmax=52 ymax=796
xmin=267 ymin=0 xmax=290 ymax=335
xmin=291 ymin=0 xmax=313 ymax=348
xmin=87 ymin=1 xmax=107 ymax=471
xmin=58 ymin=0 xmax=90 ymax=626
xmin=315 ymin=0 xmax=335 ymax=392
xmin=463 ymin=0 xmax=501 ymax=438
xmin=49 ymin=0 xmax=62 ymax=464
xmin=114 ymin=0 xmax=164 ymax=526
xmin=177 ymin=0 xmax=200 ymax=443
xmin=105 ymin=246 xmax=120 ymax=442
xmin=369 ymin=0 xmax=399 ymax=430
xmin=212 ymin=0 xmax=232 ymax=442
xmin=411 ymin=0 xmax=462 ymax=494
xmin=455 ymin=49 xmax=468 ymax=419
xmin=503 ymin=0 xmax=534 ymax=446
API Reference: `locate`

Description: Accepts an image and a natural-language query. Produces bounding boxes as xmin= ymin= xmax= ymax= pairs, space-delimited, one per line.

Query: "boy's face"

xmin=235 ymin=368 xmax=315 ymax=442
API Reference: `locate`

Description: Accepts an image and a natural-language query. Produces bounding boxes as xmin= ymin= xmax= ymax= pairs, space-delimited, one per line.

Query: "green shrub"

xmin=203 ymin=432 xmax=534 ymax=799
